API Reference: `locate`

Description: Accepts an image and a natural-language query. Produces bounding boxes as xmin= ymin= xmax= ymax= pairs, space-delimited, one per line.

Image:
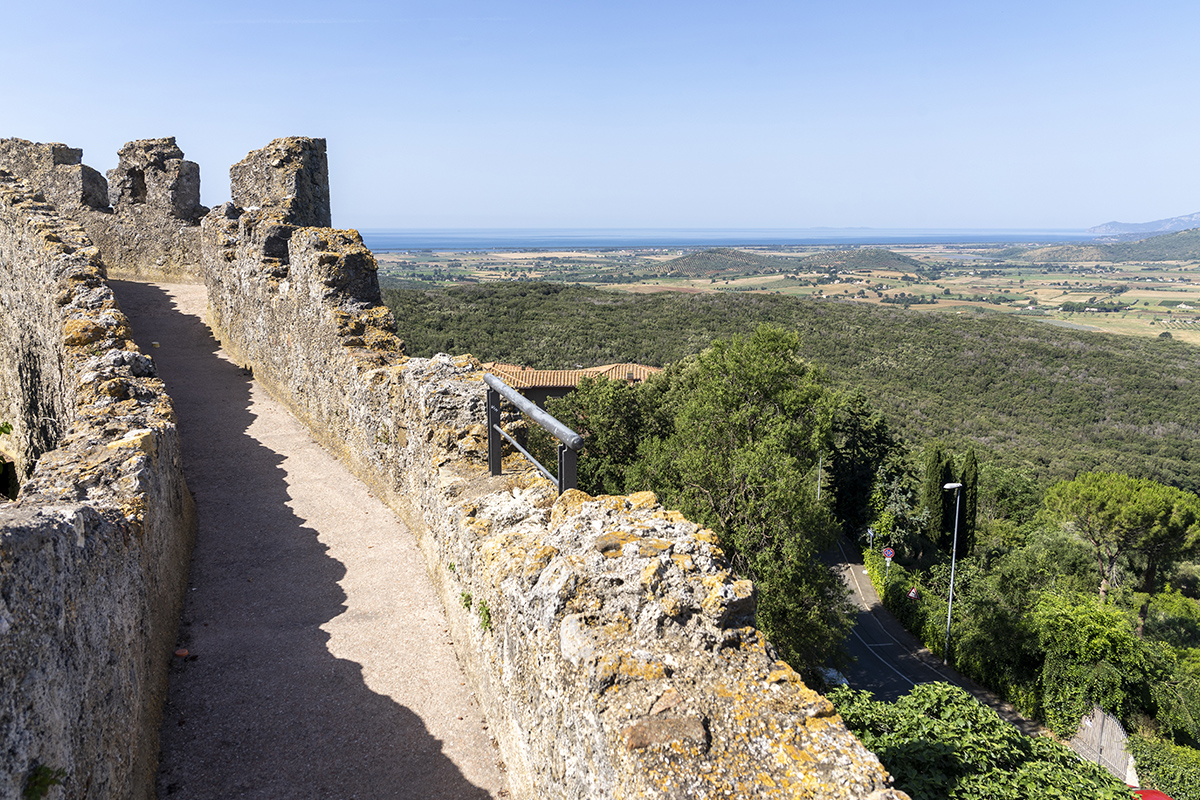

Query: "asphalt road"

xmin=832 ymin=535 xmax=1044 ymax=736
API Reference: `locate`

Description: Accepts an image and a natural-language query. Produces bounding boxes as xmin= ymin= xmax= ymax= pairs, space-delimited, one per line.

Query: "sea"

xmin=358 ymin=228 xmax=1096 ymax=252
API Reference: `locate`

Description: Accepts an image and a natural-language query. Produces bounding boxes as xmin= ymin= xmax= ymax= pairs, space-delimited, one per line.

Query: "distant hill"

xmin=658 ymin=246 xmax=926 ymax=279
xmin=385 ymin=282 xmax=1200 ymax=492
xmin=1015 ymin=227 xmax=1200 ymax=263
xmin=1089 ymin=211 xmax=1200 ymax=237
xmin=796 ymin=247 xmax=925 ymax=273
xmin=659 ymin=247 xmax=803 ymax=277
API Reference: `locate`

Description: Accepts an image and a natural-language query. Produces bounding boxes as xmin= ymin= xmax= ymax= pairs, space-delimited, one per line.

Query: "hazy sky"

xmin=6 ymin=1 xmax=1199 ymax=230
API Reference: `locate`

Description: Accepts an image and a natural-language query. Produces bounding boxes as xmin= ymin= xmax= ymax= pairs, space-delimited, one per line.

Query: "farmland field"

xmin=373 ymin=241 xmax=1200 ymax=345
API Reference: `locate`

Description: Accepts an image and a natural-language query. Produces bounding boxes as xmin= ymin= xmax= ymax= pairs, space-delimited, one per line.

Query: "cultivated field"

xmin=373 ymin=242 xmax=1200 ymax=346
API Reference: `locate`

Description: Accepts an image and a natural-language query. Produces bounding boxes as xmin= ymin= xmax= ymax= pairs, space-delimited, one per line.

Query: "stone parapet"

xmin=108 ymin=138 xmax=205 ymax=222
xmin=0 ymin=171 xmax=196 ymax=799
xmin=0 ymin=137 xmax=206 ymax=282
xmin=0 ymin=138 xmax=109 ymax=212
xmin=198 ymin=140 xmax=908 ymax=800
xmin=229 ymin=136 xmax=331 ymax=228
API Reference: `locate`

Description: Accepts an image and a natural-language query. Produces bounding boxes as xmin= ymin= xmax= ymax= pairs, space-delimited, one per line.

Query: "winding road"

xmin=833 ymin=535 xmax=1044 ymax=736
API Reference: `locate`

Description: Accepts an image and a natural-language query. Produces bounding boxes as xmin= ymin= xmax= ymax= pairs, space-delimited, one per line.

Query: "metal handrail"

xmin=484 ymin=373 xmax=583 ymax=494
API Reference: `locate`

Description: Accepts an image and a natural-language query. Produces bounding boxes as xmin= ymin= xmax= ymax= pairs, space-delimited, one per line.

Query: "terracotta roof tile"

xmin=482 ymin=362 xmax=662 ymax=390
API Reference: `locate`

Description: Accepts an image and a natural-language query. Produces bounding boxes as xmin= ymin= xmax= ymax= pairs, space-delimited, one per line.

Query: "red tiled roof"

xmin=482 ymin=362 xmax=662 ymax=390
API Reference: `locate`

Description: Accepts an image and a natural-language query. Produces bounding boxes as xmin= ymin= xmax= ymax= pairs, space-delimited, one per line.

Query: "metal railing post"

xmin=484 ymin=373 xmax=583 ymax=494
xmin=487 ymin=387 xmax=502 ymax=476
xmin=558 ymin=442 xmax=577 ymax=493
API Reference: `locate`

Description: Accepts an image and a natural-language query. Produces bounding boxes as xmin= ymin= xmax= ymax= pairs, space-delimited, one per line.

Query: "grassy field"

xmin=373 ymin=241 xmax=1200 ymax=346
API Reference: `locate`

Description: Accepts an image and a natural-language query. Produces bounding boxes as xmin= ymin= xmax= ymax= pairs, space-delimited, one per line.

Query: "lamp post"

xmin=942 ymin=482 xmax=963 ymax=666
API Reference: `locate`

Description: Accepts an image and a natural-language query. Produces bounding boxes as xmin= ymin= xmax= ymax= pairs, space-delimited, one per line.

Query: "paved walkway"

xmin=111 ymin=281 xmax=507 ymax=800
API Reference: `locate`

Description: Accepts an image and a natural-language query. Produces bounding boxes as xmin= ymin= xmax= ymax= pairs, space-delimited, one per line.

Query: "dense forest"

xmin=1009 ymin=226 xmax=1200 ymax=263
xmin=653 ymin=247 xmax=805 ymax=276
xmin=384 ymin=282 xmax=1200 ymax=493
xmin=652 ymin=245 xmax=925 ymax=277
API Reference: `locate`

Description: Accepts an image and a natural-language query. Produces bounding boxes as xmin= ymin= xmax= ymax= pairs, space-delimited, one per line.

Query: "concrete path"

xmin=110 ymin=281 xmax=507 ymax=800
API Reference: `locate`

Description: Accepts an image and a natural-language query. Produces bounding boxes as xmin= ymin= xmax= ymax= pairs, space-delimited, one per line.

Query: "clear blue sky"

xmin=7 ymin=1 xmax=1199 ymax=230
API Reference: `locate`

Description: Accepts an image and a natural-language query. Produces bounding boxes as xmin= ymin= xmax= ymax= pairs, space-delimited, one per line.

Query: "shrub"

xmin=1128 ymin=735 xmax=1200 ymax=800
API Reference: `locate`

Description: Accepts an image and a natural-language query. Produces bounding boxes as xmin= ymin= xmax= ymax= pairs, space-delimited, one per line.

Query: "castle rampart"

xmin=0 ymin=168 xmax=195 ymax=798
xmin=1 ymin=135 xmax=906 ymax=799
xmin=196 ymin=137 xmax=906 ymax=799
xmin=0 ymin=137 xmax=206 ymax=282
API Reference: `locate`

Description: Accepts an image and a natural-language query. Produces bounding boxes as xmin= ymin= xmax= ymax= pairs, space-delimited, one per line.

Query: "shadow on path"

xmin=111 ymin=281 xmax=499 ymax=800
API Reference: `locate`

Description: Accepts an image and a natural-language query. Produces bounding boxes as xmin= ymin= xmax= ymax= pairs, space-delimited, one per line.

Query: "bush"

xmin=864 ymin=546 xmax=949 ymax=660
xmin=828 ymin=682 xmax=1131 ymax=800
xmin=1128 ymin=735 xmax=1200 ymax=800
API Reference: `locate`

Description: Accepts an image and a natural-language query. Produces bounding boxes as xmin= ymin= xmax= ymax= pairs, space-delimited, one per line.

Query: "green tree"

xmin=1126 ymin=482 xmax=1200 ymax=636
xmin=540 ymin=375 xmax=647 ymax=495
xmin=1045 ymin=472 xmax=1146 ymax=601
xmin=828 ymin=682 xmax=1131 ymax=800
xmin=1044 ymin=472 xmax=1200 ymax=606
xmin=1033 ymin=592 xmax=1184 ymax=737
xmin=958 ymin=448 xmax=979 ymax=554
xmin=825 ymin=390 xmax=896 ymax=532
xmin=974 ymin=462 xmax=1041 ymax=547
xmin=921 ymin=445 xmax=956 ymax=554
xmin=867 ymin=449 xmax=927 ymax=557
xmin=630 ymin=325 xmax=853 ymax=676
xmin=953 ymin=528 xmax=1098 ymax=714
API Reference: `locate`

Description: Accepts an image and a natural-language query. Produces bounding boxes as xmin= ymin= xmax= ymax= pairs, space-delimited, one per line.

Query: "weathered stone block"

xmin=0 ymin=138 xmax=109 ymax=211
xmin=229 ymin=136 xmax=331 ymax=227
xmin=108 ymin=138 xmax=206 ymax=222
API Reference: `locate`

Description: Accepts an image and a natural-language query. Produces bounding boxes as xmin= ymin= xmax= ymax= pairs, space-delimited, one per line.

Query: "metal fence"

xmin=485 ymin=373 xmax=583 ymax=495
xmin=1069 ymin=704 xmax=1136 ymax=784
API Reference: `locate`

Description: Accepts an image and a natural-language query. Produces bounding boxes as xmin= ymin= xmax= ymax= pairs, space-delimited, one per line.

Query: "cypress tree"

xmin=938 ymin=455 xmax=957 ymax=551
xmin=959 ymin=448 xmax=979 ymax=554
xmin=922 ymin=444 xmax=947 ymax=548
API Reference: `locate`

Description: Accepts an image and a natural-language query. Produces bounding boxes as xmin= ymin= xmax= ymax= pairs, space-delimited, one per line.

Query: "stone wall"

xmin=0 ymin=170 xmax=196 ymax=799
xmin=0 ymin=137 xmax=206 ymax=282
xmin=229 ymin=136 xmax=331 ymax=228
xmin=199 ymin=138 xmax=908 ymax=799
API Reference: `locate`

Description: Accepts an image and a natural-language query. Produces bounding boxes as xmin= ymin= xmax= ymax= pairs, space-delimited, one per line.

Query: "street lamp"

xmin=942 ymin=482 xmax=963 ymax=666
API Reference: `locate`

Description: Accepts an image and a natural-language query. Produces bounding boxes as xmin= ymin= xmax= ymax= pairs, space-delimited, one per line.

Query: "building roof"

xmin=482 ymin=361 xmax=662 ymax=390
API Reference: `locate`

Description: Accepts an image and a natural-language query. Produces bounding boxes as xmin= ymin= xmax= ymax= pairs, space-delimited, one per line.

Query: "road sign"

xmin=882 ymin=547 xmax=895 ymax=560
xmin=908 ymin=586 xmax=919 ymax=599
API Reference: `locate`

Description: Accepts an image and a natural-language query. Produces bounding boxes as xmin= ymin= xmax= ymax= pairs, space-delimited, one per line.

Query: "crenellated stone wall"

xmin=0 ymin=137 xmax=207 ymax=281
xmin=197 ymin=138 xmax=908 ymax=800
xmin=229 ymin=136 xmax=331 ymax=228
xmin=0 ymin=170 xmax=196 ymax=799
xmin=0 ymin=133 xmax=908 ymax=798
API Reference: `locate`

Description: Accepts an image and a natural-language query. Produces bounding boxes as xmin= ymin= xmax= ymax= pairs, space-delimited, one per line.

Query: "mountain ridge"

xmin=1088 ymin=211 xmax=1200 ymax=238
